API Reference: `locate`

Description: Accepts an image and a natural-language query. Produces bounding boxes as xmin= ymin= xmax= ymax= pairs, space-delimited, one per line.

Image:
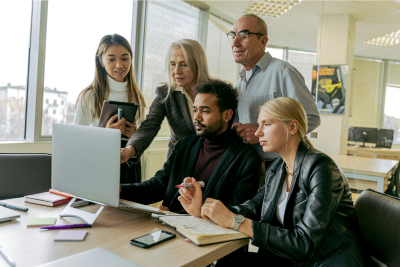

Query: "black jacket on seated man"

xmin=120 ymin=131 xmax=261 ymax=212
xmin=229 ymin=141 xmax=371 ymax=267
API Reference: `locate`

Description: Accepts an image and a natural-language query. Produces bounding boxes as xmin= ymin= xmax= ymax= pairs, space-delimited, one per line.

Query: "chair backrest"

xmin=384 ymin=160 xmax=400 ymax=198
xmin=355 ymin=189 xmax=400 ymax=266
xmin=0 ymin=154 xmax=51 ymax=200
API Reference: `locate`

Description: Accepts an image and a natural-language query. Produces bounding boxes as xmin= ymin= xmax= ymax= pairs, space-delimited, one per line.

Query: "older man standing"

xmin=228 ymin=14 xmax=320 ymax=185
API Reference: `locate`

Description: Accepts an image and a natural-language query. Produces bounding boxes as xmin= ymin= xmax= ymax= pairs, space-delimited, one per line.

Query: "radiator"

xmin=144 ymin=148 xmax=168 ymax=181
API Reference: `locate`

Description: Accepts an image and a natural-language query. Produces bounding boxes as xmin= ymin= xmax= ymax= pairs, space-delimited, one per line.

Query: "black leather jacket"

xmin=230 ymin=141 xmax=371 ymax=267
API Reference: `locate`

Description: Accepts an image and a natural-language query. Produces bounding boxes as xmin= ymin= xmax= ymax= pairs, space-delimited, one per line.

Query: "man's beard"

xmin=195 ymin=119 xmax=224 ymax=137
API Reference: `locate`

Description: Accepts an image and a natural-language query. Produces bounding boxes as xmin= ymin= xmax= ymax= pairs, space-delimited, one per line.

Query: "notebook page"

xmin=163 ymin=216 xmax=239 ymax=235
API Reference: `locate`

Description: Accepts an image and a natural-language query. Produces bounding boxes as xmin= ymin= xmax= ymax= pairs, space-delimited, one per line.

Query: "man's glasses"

xmin=226 ymin=30 xmax=264 ymax=43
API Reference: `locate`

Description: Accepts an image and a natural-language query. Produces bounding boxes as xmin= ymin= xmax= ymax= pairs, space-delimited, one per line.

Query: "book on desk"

xmin=25 ymin=192 xmax=71 ymax=207
xmin=158 ymin=215 xmax=248 ymax=246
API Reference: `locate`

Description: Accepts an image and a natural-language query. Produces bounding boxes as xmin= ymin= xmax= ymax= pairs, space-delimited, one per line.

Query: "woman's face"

xmin=101 ymin=45 xmax=131 ymax=82
xmin=255 ymin=110 xmax=289 ymax=153
xmin=169 ymin=48 xmax=197 ymax=90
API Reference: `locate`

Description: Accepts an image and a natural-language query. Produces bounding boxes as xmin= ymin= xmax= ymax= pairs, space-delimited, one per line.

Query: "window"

xmin=53 ymin=110 xmax=56 ymax=115
xmin=287 ymin=50 xmax=317 ymax=91
xmin=206 ymin=14 xmax=239 ymax=85
xmin=61 ymin=100 xmax=64 ymax=105
xmin=54 ymin=99 xmax=57 ymax=105
xmin=42 ymin=0 xmax=133 ymax=135
xmin=382 ymin=63 xmax=400 ymax=144
xmin=142 ymin=0 xmax=200 ymax=137
xmin=265 ymin=47 xmax=284 ymax=60
xmin=0 ymin=1 xmax=32 ymax=140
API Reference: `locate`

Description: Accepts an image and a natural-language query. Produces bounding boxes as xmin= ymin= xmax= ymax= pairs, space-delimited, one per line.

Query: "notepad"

xmin=27 ymin=218 xmax=57 ymax=227
xmin=54 ymin=230 xmax=87 ymax=241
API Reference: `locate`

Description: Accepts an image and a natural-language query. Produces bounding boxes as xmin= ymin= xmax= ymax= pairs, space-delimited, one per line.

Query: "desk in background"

xmin=0 ymin=198 xmax=248 ymax=267
xmin=329 ymin=154 xmax=398 ymax=193
xmin=347 ymin=146 xmax=400 ymax=160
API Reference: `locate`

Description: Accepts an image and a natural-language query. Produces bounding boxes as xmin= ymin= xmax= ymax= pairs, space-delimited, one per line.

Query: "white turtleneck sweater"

xmin=73 ymin=75 xmax=141 ymax=128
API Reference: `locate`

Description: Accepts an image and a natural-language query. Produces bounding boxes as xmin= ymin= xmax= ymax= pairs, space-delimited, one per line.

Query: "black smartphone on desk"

xmin=130 ymin=230 xmax=176 ymax=249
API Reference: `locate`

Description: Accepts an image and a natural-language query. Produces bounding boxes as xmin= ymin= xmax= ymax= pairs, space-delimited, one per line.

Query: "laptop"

xmin=0 ymin=206 xmax=20 ymax=223
xmin=36 ymin=248 xmax=142 ymax=267
xmin=52 ymin=123 xmax=121 ymax=207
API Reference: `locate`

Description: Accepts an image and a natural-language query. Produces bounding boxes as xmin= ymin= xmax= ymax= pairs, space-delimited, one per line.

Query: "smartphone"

xmin=130 ymin=230 xmax=176 ymax=249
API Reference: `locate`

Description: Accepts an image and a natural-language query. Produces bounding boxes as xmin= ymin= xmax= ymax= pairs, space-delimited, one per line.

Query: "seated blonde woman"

xmin=179 ymin=97 xmax=371 ymax=267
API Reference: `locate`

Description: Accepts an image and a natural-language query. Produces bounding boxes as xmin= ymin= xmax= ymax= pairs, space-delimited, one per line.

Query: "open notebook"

xmin=158 ymin=215 xmax=248 ymax=246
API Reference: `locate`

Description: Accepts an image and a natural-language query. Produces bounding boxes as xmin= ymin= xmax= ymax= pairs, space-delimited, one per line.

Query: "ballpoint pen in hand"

xmin=40 ymin=224 xmax=92 ymax=230
xmin=0 ymin=201 xmax=28 ymax=212
xmin=0 ymin=245 xmax=16 ymax=267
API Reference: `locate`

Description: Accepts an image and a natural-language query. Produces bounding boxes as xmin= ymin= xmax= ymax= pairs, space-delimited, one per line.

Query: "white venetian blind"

xmin=287 ymin=50 xmax=317 ymax=91
xmin=142 ymin=0 xmax=200 ymax=137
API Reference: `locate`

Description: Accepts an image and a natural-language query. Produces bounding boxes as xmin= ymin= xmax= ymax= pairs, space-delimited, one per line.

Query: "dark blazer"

xmin=230 ymin=141 xmax=371 ymax=267
xmin=121 ymin=133 xmax=261 ymax=212
xmin=127 ymin=84 xmax=195 ymax=158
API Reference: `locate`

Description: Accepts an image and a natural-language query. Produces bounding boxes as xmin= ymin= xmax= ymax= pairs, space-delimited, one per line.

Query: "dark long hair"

xmin=75 ymin=34 xmax=146 ymax=120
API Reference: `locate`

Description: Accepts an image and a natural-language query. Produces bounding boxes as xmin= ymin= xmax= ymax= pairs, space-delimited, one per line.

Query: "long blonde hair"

xmin=260 ymin=97 xmax=313 ymax=148
xmin=76 ymin=34 xmax=146 ymax=120
xmin=164 ymin=39 xmax=211 ymax=100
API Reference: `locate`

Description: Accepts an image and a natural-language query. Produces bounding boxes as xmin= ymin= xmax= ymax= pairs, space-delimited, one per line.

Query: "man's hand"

xmin=178 ymin=177 xmax=203 ymax=217
xmin=120 ymin=145 xmax=136 ymax=164
xmin=232 ymin=123 xmax=259 ymax=144
xmin=158 ymin=205 xmax=170 ymax=211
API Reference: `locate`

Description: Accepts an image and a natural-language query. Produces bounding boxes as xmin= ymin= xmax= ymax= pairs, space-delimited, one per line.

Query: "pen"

xmin=0 ymin=201 xmax=28 ymax=212
xmin=40 ymin=224 xmax=92 ymax=230
xmin=175 ymin=181 xmax=205 ymax=189
xmin=0 ymin=245 xmax=15 ymax=267
xmin=49 ymin=189 xmax=71 ymax=198
xmin=118 ymin=106 xmax=122 ymax=121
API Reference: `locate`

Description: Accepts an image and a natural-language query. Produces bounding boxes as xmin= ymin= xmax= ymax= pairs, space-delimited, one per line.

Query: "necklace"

xmin=110 ymin=90 xmax=127 ymax=102
xmin=285 ymin=166 xmax=293 ymax=176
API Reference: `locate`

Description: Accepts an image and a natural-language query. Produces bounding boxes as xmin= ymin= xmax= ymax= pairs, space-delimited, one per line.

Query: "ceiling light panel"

xmin=363 ymin=29 xmax=400 ymax=46
xmin=245 ymin=0 xmax=301 ymax=18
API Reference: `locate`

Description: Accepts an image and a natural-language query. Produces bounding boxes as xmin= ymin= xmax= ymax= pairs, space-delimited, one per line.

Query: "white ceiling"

xmin=201 ymin=0 xmax=400 ymax=60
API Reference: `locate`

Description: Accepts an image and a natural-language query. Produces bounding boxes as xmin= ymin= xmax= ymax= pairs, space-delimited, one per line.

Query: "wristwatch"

xmin=233 ymin=214 xmax=245 ymax=231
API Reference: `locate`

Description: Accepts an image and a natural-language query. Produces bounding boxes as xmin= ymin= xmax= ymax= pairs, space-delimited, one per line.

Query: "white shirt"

xmin=174 ymin=87 xmax=194 ymax=123
xmin=276 ymin=179 xmax=289 ymax=226
xmin=74 ymin=75 xmax=140 ymax=128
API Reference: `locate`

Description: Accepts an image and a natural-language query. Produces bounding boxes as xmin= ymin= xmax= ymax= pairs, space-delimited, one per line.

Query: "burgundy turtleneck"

xmin=192 ymin=129 xmax=234 ymax=187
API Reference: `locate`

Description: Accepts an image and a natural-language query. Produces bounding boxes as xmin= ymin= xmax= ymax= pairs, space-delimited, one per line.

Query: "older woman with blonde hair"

xmin=120 ymin=39 xmax=211 ymax=201
xmin=179 ymin=97 xmax=371 ymax=266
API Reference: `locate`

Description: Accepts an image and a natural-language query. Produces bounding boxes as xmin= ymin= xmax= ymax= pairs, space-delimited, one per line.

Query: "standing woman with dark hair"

xmin=74 ymin=33 xmax=146 ymax=184
xmin=120 ymin=39 xmax=212 ymax=170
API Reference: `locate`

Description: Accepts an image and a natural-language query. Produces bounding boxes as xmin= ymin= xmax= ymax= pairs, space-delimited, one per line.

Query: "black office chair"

xmin=0 ymin=153 xmax=51 ymax=200
xmin=355 ymin=189 xmax=400 ymax=266
xmin=384 ymin=160 xmax=400 ymax=198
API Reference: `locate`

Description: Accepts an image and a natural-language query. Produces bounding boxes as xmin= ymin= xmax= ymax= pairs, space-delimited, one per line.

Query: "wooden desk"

xmin=328 ymin=154 xmax=398 ymax=193
xmin=0 ymin=198 xmax=248 ymax=267
xmin=347 ymin=147 xmax=400 ymax=160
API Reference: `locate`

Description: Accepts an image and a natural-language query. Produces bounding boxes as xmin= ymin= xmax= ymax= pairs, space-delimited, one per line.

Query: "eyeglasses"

xmin=226 ymin=30 xmax=264 ymax=43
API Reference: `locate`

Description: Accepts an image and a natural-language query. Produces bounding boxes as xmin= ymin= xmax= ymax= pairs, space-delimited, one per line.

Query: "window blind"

xmin=287 ymin=50 xmax=317 ymax=91
xmin=142 ymin=0 xmax=200 ymax=136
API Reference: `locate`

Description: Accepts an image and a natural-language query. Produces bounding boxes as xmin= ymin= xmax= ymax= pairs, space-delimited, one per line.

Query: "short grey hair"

xmin=242 ymin=14 xmax=268 ymax=37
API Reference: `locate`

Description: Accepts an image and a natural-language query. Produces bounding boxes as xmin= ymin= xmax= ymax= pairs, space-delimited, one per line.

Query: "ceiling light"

xmin=244 ymin=0 xmax=301 ymax=18
xmin=363 ymin=29 xmax=400 ymax=46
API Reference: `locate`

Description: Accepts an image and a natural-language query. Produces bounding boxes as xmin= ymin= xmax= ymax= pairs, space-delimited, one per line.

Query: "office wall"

xmin=348 ymin=59 xmax=382 ymax=128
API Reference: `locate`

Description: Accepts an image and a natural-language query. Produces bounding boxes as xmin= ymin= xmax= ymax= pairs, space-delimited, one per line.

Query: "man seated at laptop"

xmin=120 ymin=79 xmax=261 ymax=212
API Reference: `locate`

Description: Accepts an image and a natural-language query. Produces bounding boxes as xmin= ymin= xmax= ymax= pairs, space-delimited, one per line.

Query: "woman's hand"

xmin=120 ymin=145 xmax=136 ymax=164
xmin=201 ymin=198 xmax=235 ymax=229
xmin=124 ymin=119 xmax=137 ymax=138
xmin=106 ymin=114 xmax=126 ymax=133
xmin=178 ymin=177 xmax=202 ymax=217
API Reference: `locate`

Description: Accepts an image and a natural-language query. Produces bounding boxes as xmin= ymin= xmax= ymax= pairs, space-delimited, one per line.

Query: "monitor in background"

xmin=348 ymin=127 xmax=379 ymax=147
xmin=376 ymin=129 xmax=394 ymax=149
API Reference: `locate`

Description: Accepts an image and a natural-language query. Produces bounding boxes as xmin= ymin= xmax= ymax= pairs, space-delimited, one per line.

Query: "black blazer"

xmin=127 ymin=85 xmax=196 ymax=158
xmin=121 ymin=133 xmax=261 ymax=212
xmin=230 ymin=141 xmax=371 ymax=267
